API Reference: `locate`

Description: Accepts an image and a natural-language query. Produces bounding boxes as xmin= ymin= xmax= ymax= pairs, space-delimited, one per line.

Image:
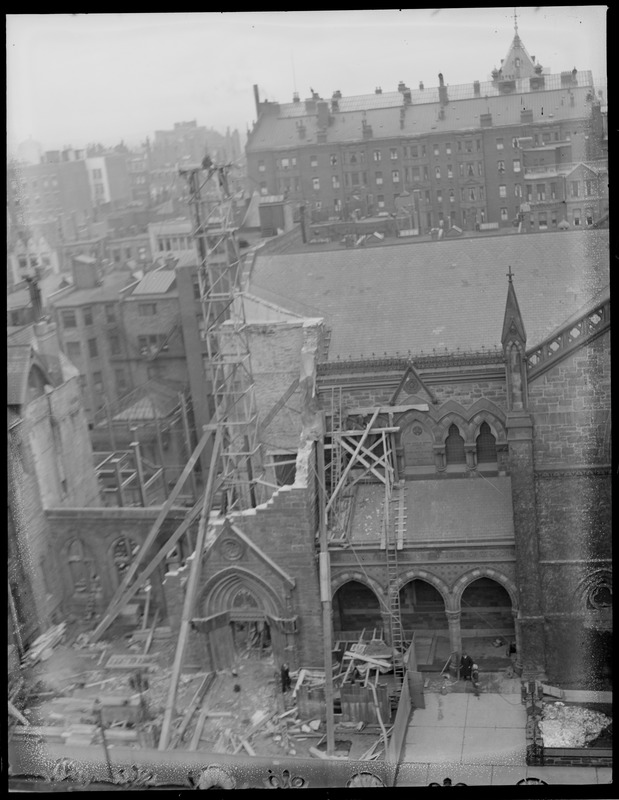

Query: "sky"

xmin=7 ymin=8 xmax=607 ymax=155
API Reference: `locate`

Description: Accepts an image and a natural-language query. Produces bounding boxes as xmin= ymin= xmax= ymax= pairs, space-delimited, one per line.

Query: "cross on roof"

xmin=507 ymin=265 xmax=514 ymax=283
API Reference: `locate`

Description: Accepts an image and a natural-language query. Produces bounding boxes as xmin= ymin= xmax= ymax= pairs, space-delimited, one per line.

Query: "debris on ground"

xmin=539 ymin=702 xmax=612 ymax=748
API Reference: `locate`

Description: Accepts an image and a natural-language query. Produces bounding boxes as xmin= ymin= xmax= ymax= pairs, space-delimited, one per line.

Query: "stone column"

xmin=381 ymin=611 xmax=394 ymax=646
xmin=445 ymin=610 xmax=462 ymax=675
xmin=464 ymin=444 xmax=477 ymax=472
xmin=507 ymin=412 xmax=547 ymax=680
xmin=512 ymin=608 xmax=523 ymax=676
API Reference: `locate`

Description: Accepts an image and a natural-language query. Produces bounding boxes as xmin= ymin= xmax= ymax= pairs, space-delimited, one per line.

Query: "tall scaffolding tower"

xmin=179 ymin=160 xmax=266 ymax=510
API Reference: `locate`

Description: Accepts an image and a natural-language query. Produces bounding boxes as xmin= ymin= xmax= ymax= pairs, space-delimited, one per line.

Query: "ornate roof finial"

xmin=507 ymin=265 xmax=514 ymax=283
xmin=514 ymin=7 xmax=518 ymax=36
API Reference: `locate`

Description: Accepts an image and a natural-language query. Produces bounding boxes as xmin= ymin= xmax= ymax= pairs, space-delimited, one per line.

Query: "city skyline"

xmin=8 ymin=8 xmax=607 ymax=156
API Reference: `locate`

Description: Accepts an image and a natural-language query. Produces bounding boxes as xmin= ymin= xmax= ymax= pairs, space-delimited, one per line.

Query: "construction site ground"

xmin=15 ymin=619 xmax=391 ymax=762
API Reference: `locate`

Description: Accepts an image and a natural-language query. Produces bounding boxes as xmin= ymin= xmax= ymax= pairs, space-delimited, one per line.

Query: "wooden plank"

xmin=105 ymin=654 xmax=158 ymax=669
xmin=326 ymin=409 xmax=380 ymax=513
xmin=8 ymin=701 xmax=30 ymax=726
xmin=158 ymin=428 xmax=223 ymax=751
xmin=143 ymin=609 xmax=160 ymax=655
xmin=169 ymin=672 xmax=216 ymax=748
xmin=141 ymin=586 xmax=152 ymax=631
xmin=239 ymin=737 xmax=256 ymax=756
xmin=343 ymin=652 xmax=390 ymax=668
xmin=188 ymin=706 xmax=209 ymax=751
xmin=292 ymin=669 xmax=306 ymax=699
xmin=90 ymin=427 xmax=213 ymax=641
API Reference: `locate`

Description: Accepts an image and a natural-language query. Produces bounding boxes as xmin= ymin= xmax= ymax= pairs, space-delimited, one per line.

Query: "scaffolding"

xmin=180 ymin=162 xmax=266 ymax=511
xmin=323 ymin=397 xmax=407 ymax=692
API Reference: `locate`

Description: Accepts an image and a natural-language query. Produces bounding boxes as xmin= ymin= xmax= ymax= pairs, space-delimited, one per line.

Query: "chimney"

xmin=419 ymin=81 xmax=424 ymax=91
xmin=293 ymin=92 xmax=300 ymax=103
xmin=375 ymin=86 xmax=382 ymax=94
xmin=25 ymin=275 xmax=44 ymax=322
xmin=304 ymin=98 xmax=317 ymax=114
xmin=398 ymin=81 xmax=406 ymax=92
xmin=316 ymin=100 xmax=329 ymax=129
xmin=531 ymin=55 xmax=536 ymax=63
xmin=403 ymin=89 xmax=412 ymax=105
xmin=332 ymin=90 xmax=342 ymax=99
xmin=34 ymin=320 xmax=63 ymax=385
xmin=331 ymin=98 xmax=339 ymax=113
xmin=72 ymin=255 xmax=98 ymax=289
xmin=253 ymin=84 xmax=260 ymax=117
xmin=438 ymin=73 xmax=448 ymax=105
xmin=473 ymin=80 xmax=481 ymax=96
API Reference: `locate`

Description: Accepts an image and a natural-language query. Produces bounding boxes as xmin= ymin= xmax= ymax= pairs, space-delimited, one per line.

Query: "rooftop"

xmin=248 ymin=72 xmax=596 ymax=151
xmin=248 ymin=229 xmax=609 ymax=360
xmin=50 ymin=271 xmax=134 ymax=308
xmin=128 ymin=269 xmax=177 ymax=296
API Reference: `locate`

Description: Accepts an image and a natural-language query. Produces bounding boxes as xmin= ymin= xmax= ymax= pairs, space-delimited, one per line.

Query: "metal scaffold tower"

xmin=180 ymin=159 xmax=266 ymax=511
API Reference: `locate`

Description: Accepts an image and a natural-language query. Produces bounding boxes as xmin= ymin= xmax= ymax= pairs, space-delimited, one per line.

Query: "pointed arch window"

xmin=445 ymin=424 xmax=466 ymax=464
xmin=476 ymin=422 xmax=497 ymax=463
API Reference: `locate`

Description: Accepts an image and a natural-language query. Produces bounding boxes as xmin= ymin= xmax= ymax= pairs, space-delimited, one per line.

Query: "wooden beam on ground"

xmin=90 ymin=427 xmax=213 ymax=642
xmin=158 ymin=428 xmax=223 ymax=751
xmin=143 ymin=609 xmax=160 ymax=655
xmin=188 ymin=705 xmax=209 ymax=751
xmin=326 ymin=410 xmax=380 ymax=514
xmin=8 ymin=701 xmax=30 ymax=726
xmin=169 ymin=672 xmax=216 ymax=749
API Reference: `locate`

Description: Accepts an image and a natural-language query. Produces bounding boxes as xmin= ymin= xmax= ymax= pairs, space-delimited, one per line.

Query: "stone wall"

xmin=45 ymin=507 xmax=197 ymax=619
xmin=529 ymin=330 xmax=611 ymax=467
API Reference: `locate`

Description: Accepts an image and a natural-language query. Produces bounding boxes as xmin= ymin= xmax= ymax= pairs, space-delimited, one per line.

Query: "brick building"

xmin=8 ymin=320 xmax=102 ymax=651
xmin=228 ymin=228 xmax=610 ymax=685
xmin=246 ymin=28 xmax=606 ymax=234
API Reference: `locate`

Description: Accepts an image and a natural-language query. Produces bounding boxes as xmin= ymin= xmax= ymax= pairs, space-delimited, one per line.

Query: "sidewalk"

xmin=395 ymin=691 xmax=612 ymax=786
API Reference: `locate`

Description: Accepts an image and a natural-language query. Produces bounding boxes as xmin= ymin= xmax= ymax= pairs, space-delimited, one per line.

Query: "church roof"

xmin=248 ymin=229 xmax=609 ymax=361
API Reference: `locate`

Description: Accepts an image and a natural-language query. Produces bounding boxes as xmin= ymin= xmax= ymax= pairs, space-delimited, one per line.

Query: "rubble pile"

xmin=539 ymin=702 xmax=612 ymax=748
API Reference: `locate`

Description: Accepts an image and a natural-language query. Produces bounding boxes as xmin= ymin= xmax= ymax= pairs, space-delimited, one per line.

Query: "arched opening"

xmin=399 ymin=579 xmax=448 ymax=668
xmin=460 ymin=578 xmax=515 ymax=667
xmin=476 ymin=422 xmax=497 ymax=466
xmin=333 ymin=581 xmax=383 ymax=639
xmin=445 ymin=424 xmax=466 ymax=465
xmin=67 ymin=539 xmax=93 ymax=594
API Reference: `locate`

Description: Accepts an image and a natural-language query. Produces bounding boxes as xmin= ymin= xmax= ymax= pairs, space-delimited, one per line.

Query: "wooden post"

xmin=317 ymin=418 xmax=335 ymax=757
xmin=158 ymin=427 xmax=223 ymax=750
xmin=325 ymin=409 xmax=380 ymax=513
xmin=153 ymin=411 xmax=168 ymax=500
xmin=112 ymin=458 xmax=124 ymax=507
xmin=103 ymin=396 xmax=116 ymax=451
xmin=89 ymin=427 xmax=213 ymax=642
xmin=179 ymin=393 xmax=199 ymax=502
xmin=131 ymin=431 xmax=147 ymax=507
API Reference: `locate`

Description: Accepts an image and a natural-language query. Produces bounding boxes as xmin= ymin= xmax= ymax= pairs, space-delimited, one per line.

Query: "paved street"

xmin=396 ymin=692 xmax=612 ymax=786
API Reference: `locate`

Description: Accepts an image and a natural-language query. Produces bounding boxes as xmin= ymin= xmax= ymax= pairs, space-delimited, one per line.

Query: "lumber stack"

xmin=24 ymin=623 xmax=67 ymax=666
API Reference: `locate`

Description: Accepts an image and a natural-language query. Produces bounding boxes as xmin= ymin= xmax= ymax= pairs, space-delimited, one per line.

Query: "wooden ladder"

xmin=386 ymin=484 xmax=406 ymax=693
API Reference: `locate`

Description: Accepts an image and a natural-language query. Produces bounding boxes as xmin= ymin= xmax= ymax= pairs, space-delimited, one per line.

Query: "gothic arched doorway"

xmin=198 ymin=568 xmax=292 ymax=668
xmin=399 ymin=579 xmax=448 ymax=668
xmin=460 ymin=578 xmax=515 ymax=666
xmin=333 ymin=581 xmax=383 ymax=639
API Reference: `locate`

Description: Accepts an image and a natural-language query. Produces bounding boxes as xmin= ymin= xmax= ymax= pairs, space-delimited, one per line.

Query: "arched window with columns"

xmin=476 ymin=422 xmax=497 ymax=464
xmin=445 ymin=424 xmax=466 ymax=464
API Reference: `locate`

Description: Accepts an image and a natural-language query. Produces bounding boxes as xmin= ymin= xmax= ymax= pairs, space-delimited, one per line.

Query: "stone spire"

xmin=502 ymin=267 xmax=528 ymax=413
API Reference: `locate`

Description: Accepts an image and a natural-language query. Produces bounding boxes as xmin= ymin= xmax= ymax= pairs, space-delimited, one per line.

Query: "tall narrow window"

xmin=476 ymin=422 xmax=497 ymax=463
xmin=445 ymin=424 xmax=466 ymax=464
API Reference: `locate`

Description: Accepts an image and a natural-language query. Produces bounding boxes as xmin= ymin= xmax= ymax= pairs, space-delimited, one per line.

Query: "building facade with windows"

xmin=246 ymin=28 xmax=606 ymax=233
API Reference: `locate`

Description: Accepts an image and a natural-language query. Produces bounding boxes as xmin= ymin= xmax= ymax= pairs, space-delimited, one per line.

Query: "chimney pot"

xmin=438 ymin=73 xmax=444 ymax=86
xmin=419 ymin=81 xmax=424 ymax=90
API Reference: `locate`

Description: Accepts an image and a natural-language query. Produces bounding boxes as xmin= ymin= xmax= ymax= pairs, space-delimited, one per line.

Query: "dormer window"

xmin=515 ymin=57 xmax=521 ymax=68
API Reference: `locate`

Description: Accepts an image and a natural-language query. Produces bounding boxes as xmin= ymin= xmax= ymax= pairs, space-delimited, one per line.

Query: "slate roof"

xmin=248 ymin=229 xmax=609 ymax=360
xmin=248 ymin=72 xmax=594 ymax=151
xmin=50 ymin=272 xmax=134 ymax=307
xmin=130 ymin=269 xmax=177 ymax=295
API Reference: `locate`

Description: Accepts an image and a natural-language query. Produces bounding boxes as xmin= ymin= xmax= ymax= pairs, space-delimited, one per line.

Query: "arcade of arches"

xmin=333 ymin=576 xmax=516 ymax=665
